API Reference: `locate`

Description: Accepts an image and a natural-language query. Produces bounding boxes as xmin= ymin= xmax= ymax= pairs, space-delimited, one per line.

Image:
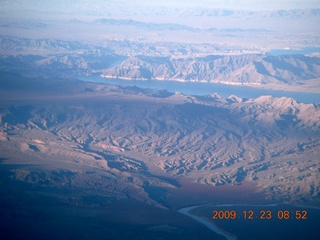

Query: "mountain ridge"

xmin=101 ymin=54 xmax=320 ymax=85
xmin=1 ymin=37 xmax=319 ymax=89
xmin=1 ymin=78 xmax=319 ymax=205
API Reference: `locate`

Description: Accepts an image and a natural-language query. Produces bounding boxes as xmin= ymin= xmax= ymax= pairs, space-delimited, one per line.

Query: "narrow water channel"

xmin=178 ymin=206 xmax=237 ymax=240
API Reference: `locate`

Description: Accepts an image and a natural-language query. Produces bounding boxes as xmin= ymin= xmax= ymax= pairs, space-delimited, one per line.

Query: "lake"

xmin=80 ymin=76 xmax=320 ymax=104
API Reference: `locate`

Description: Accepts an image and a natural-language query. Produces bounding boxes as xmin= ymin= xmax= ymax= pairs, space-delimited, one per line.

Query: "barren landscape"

xmin=1 ymin=74 xmax=320 ymax=203
xmin=1 ymin=1 xmax=320 ymax=239
xmin=1 ymin=74 xmax=319 ymax=238
xmin=1 ymin=37 xmax=320 ymax=93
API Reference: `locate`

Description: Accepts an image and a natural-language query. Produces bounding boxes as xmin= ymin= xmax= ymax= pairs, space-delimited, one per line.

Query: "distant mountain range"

xmin=93 ymin=18 xmax=272 ymax=33
xmin=92 ymin=8 xmax=320 ymax=30
xmin=174 ymin=8 xmax=320 ymax=18
xmin=1 ymin=37 xmax=319 ymax=89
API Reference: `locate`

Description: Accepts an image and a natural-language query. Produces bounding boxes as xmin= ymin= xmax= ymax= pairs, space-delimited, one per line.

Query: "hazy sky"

xmin=139 ymin=0 xmax=320 ymax=10
xmin=1 ymin=0 xmax=320 ymax=14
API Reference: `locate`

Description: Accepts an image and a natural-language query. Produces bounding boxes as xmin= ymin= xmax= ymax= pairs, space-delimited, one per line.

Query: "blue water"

xmin=79 ymin=75 xmax=320 ymax=104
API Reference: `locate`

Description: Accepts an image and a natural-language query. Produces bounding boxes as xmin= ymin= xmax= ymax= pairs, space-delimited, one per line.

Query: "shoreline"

xmin=99 ymin=75 xmax=320 ymax=94
xmin=178 ymin=205 xmax=237 ymax=240
xmin=79 ymin=75 xmax=320 ymax=104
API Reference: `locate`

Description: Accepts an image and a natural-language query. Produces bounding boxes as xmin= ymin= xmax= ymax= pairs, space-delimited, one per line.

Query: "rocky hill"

xmin=1 ymin=37 xmax=319 ymax=88
xmin=0 ymin=77 xmax=319 ymax=206
xmin=101 ymin=54 xmax=320 ymax=85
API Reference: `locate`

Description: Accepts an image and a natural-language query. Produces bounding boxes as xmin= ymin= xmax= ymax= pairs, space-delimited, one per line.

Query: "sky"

xmin=1 ymin=0 xmax=320 ymax=15
xmin=138 ymin=0 xmax=320 ymax=10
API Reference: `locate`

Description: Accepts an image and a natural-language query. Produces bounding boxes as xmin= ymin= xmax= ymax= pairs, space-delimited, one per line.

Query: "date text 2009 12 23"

xmin=212 ymin=210 xmax=308 ymax=220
